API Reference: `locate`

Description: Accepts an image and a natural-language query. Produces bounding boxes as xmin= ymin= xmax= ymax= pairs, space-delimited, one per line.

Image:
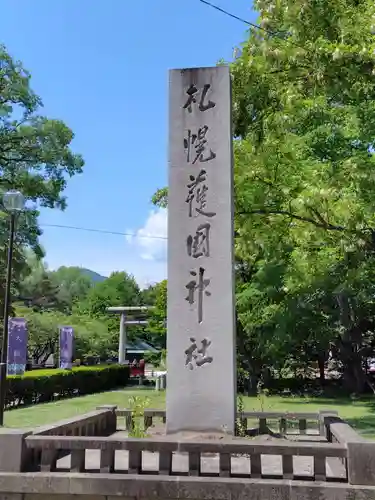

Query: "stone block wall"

xmin=1 ymin=409 xmax=375 ymax=499
xmin=0 ymin=473 xmax=375 ymax=500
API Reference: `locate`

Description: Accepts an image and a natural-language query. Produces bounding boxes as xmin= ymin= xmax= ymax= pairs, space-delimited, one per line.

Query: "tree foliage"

xmin=18 ymin=253 xmax=62 ymax=312
xmin=16 ymin=305 xmax=115 ymax=366
xmin=140 ymin=283 xmax=160 ymax=306
xmin=151 ymin=0 xmax=375 ymax=393
xmin=79 ymin=271 xmax=141 ymax=320
xmin=0 ymin=45 xmax=167 ymax=366
xmin=231 ymin=0 xmax=375 ymax=393
xmin=146 ymin=279 xmax=167 ymax=349
xmin=151 ymin=187 xmax=168 ymax=209
xmin=0 ymin=44 xmax=84 ymax=210
xmin=0 ymin=44 xmax=84 ymax=324
xmin=15 ymin=264 xmax=150 ymax=364
xmin=49 ymin=266 xmax=94 ymax=311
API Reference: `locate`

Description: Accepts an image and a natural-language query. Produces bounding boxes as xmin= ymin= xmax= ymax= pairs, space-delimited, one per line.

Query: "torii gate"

xmin=106 ymin=306 xmax=153 ymax=364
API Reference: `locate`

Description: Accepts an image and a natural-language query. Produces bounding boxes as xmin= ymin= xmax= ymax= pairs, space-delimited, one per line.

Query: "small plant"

xmin=235 ymin=393 xmax=247 ymax=437
xmin=256 ymin=378 xmax=270 ymax=412
xmin=255 ymin=378 xmax=282 ymax=437
xmin=127 ymin=395 xmax=150 ymax=438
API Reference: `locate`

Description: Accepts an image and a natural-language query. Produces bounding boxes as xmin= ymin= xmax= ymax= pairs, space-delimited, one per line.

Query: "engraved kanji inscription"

xmin=185 ymin=337 xmax=213 ymax=370
xmin=184 ymin=126 xmax=216 ymax=164
xmin=186 ymin=169 xmax=216 ymax=218
xmin=185 ymin=267 xmax=211 ymax=323
xmin=183 ymin=84 xmax=216 ymax=113
xmin=187 ymin=222 xmax=210 ymax=258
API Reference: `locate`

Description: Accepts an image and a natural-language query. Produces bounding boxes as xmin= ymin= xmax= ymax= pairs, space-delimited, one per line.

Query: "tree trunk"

xmin=341 ymin=348 xmax=366 ymax=394
xmin=336 ymin=293 xmax=366 ymax=394
xmin=318 ymin=354 xmax=325 ymax=386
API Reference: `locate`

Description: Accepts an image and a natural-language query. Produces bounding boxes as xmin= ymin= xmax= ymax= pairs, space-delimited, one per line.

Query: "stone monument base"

xmin=146 ymin=422 xmax=293 ymax=443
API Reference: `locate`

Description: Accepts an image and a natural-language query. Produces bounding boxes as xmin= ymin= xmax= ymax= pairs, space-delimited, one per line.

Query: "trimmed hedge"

xmin=5 ymin=365 xmax=130 ymax=409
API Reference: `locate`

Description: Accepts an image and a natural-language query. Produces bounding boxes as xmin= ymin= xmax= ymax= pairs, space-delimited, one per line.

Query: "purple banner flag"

xmin=59 ymin=326 xmax=74 ymax=369
xmin=7 ymin=318 xmax=28 ymax=376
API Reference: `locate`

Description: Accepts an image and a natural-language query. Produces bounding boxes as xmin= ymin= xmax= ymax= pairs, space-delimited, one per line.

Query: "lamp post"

xmin=0 ymin=190 xmax=25 ymax=426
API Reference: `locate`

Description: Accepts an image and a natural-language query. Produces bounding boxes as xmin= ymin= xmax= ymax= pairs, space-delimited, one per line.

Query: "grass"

xmin=4 ymin=388 xmax=375 ymax=439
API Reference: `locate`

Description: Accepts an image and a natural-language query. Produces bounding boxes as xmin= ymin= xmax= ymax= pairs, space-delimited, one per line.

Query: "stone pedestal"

xmin=166 ymin=66 xmax=236 ymax=434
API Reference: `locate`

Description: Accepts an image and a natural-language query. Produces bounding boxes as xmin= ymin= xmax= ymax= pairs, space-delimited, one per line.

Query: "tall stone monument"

xmin=167 ymin=66 xmax=236 ymax=434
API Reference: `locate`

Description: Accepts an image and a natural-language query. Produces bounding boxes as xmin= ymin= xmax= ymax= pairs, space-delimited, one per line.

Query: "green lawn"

xmin=4 ymin=388 xmax=375 ymax=439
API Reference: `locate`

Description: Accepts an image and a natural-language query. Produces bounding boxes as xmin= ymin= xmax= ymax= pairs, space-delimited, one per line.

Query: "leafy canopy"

xmin=151 ymin=0 xmax=375 ymax=391
xmin=0 ymin=44 xmax=84 ymax=211
xmin=231 ymin=0 xmax=375 ymax=390
xmin=0 ymin=44 xmax=84 ymax=324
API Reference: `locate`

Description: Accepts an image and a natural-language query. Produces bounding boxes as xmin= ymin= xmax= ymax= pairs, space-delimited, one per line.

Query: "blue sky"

xmin=1 ymin=0 xmax=255 ymax=287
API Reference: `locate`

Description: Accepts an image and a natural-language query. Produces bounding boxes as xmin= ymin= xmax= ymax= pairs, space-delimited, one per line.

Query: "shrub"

xmin=5 ymin=364 xmax=129 ymax=409
xmin=237 ymin=375 xmax=354 ymax=396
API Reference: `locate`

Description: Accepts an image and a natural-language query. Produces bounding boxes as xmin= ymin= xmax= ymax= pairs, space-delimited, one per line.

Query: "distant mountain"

xmin=80 ymin=268 xmax=107 ymax=283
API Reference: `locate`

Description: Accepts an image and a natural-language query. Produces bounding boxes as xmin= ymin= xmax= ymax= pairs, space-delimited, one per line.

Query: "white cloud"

xmin=127 ymin=208 xmax=167 ymax=262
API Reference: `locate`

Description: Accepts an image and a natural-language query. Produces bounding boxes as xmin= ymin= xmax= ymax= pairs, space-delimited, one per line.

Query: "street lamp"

xmin=0 ymin=190 xmax=25 ymax=426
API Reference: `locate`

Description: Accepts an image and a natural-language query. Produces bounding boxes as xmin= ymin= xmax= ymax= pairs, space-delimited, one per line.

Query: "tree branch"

xmin=308 ymin=206 xmax=333 ymax=228
xmin=239 ymin=208 xmax=347 ymax=231
xmin=253 ymin=174 xmax=276 ymax=189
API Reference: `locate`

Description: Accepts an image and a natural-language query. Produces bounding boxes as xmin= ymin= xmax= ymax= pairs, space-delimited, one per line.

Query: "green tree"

xmin=0 ymin=44 xmax=84 ymax=322
xmin=15 ymin=305 xmax=114 ymax=366
xmin=25 ymin=272 xmax=62 ymax=311
xmin=140 ymin=283 xmax=159 ymax=306
xmin=50 ymin=266 xmax=94 ymax=311
xmin=231 ymin=0 xmax=375 ymax=392
xmin=152 ymin=0 xmax=375 ymax=393
xmin=17 ymin=252 xmax=64 ymax=311
xmin=0 ymin=44 xmax=84 ymax=210
xmin=68 ymin=314 xmax=115 ymax=362
xmin=80 ymin=271 xmax=141 ymax=323
xmin=147 ymin=279 xmax=167 ymax=348
xmin=151 ymin=187 xmax=168 ymax=209
xmin=15 ymin=306 xmax=63 ymax=365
